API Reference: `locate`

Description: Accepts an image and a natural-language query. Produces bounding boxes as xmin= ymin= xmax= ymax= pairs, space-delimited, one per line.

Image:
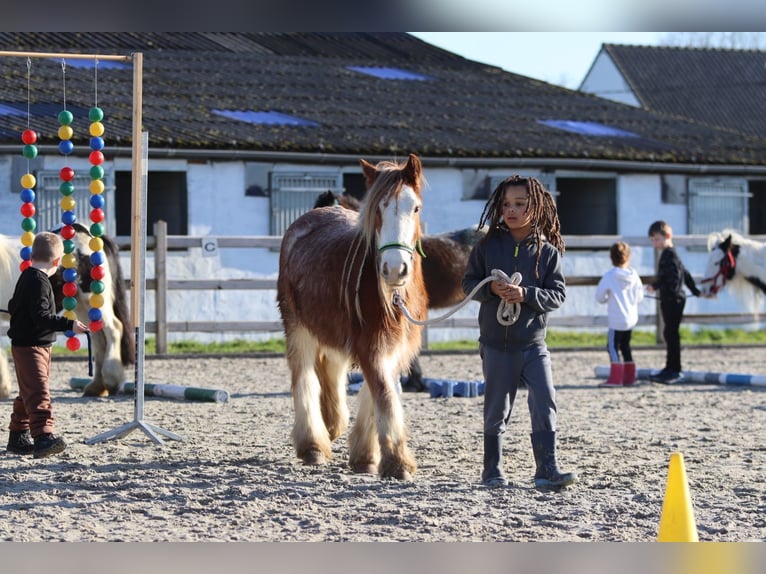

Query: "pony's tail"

xmin=103 ymin=235 xmax=136 ymax=365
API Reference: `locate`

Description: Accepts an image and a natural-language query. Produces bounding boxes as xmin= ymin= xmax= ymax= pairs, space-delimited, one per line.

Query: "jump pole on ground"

xmin=594 ymin=365 xmax=766 ymax=386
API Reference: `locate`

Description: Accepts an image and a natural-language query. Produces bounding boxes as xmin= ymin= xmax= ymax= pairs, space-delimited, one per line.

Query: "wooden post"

xmin=154 ymin=220 xmax=168 ymax=354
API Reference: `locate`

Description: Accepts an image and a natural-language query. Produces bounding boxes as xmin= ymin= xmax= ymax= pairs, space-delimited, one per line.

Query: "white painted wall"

xmin=0 ymin=154 xmax=758 ymax=346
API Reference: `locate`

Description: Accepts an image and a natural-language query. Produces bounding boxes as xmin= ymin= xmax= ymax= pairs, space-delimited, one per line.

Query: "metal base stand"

xmin=84 ymin=325 xmax=183 ymax=445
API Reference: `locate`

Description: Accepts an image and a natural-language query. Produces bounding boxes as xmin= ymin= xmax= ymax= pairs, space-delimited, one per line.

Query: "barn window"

xmin=269 ymin=172 xmax=343 ymax=236
xmin=687 ymin=178 xmax=749 ymax=236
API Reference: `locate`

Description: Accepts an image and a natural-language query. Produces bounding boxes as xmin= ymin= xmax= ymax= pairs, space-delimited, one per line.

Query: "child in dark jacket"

xmin=6 ymin=231 xmax=88 ymax=458
xmin=462 ymin=175 xmax=575 ymax=489
xmin=646 ymin=221 xmax=701 ymax=384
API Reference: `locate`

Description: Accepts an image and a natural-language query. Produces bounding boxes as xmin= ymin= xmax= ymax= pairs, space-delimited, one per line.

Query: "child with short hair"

xmin=6 ymin=231 xmax=88 ymax=458
xmin=595 ymin=241 xmax=645 ymax=387
xmin=646 ymin=221 xmax=701 ymax=384
xmin=463 ymin=175 xmax=575 ymax=489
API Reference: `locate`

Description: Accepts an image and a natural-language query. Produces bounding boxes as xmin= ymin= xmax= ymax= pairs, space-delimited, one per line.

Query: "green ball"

xmin=63 ymin=296 xmax=78 ymax=311
xmin=58 ymin=110 xmax=73 ymax=125
xmin=90 ymin=280 xmax=105 ymax=294
xmin=89 ymin=165 xmax=104 ymax=180
xmin=60 ymin=181 xmax=74 ymax=196
xmin=63 ymin=239 xmax=75 ymax=254
xmin=89 ymin=107 xmax=104 ymax=122
xmin=21 ymin=217 xmax=36 ymax=232
xmin=22 ymin=144 xmax=38 ymax=159
xmin=90 ymin=222 xmax=104 ymax=237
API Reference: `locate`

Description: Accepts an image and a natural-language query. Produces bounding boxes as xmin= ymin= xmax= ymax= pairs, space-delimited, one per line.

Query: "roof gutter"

xmin=5 ymin=145 xmax=766 ymax=176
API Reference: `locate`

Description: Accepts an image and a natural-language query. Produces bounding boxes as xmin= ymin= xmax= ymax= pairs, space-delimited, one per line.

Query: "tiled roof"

xmin=602 ymin=43 xmax=766 ymax=138
xmin=2 ymin=33 xmax=766 ymax=165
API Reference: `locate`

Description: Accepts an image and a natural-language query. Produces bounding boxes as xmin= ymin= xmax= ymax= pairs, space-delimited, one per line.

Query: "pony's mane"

xmin=342 ymin=160 xmax=422 ymax=322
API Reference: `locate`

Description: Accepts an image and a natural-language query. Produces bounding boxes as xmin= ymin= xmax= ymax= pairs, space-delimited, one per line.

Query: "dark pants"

xmin=480 ymin=343 xmax=557 ymax=436
xmin=660 ymin=297 xmax=686 ymax=373
xmin=9 ymin=345 xmax=55 ymax=438
xmin=607 ymin=329 xmax=633 ymax=362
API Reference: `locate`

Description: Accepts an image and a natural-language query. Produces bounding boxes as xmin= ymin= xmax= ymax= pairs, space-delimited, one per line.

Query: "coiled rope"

xmin=393 ymin=268 xmax=522 ymax=327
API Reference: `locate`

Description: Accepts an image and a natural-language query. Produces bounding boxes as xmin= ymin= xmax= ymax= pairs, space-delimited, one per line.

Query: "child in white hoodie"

xmin=595 ymin=241 xmax=645 ymax=387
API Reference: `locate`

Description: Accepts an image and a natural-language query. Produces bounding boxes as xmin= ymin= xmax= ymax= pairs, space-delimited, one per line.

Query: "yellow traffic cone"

xmin=658 ymin=452 xmax=699 ymax=542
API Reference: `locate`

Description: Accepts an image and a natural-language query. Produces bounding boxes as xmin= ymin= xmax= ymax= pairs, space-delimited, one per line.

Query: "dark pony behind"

xmin=0 ymin=224 xmax=134 ymax=400
xmin=278 ymin=154 xmax=427 ymax=479
xmin=313 ymin=191 xmax=484 ymax=391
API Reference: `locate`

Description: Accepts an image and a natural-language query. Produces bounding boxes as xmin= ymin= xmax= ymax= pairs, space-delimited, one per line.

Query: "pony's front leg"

xmin=82 ymin=314 xmax=124 ymax=397
xmin=315 ymin=350 xmax=350 ymax=441
xmin=353 ymin=371 xmax=416 ymax=480
xmin=348 ymin=381 xmax=380 ymax=474
xmin=287 ymin=327 xmax=332 ymax=465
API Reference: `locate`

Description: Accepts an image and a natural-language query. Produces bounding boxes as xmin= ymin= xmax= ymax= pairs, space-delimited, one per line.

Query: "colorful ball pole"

xmin=59 ymin=108 xmax=80 ymax=352
xmin=87 ymin=106 xmax=107 ymax=333
xmin=19 ymin=130 xmax=37 ymax=272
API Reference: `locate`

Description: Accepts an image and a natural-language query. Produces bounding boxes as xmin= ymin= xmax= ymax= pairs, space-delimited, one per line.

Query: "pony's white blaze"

xmin=377 ymin=184 xmax=421 ymax=286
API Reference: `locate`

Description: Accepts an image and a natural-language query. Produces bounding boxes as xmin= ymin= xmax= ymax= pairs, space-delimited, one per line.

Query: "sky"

xmin=409 ymin=32 xmax=667 ymax=89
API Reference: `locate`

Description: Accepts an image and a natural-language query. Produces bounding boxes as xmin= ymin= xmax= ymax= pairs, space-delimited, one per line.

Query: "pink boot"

xmin=623 ymin=362 xmax=636 ymax=386
xmin=599 ymin=363 xmax=624 ymax=387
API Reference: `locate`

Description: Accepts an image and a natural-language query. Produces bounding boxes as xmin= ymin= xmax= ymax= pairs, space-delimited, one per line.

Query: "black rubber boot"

xmin=6 ymin=429 xmax=34 ymax=455
xmin=482 ymin=433 xmax=508 ymax=487
xmin=530 ymin=430 xmax=576 ymax=489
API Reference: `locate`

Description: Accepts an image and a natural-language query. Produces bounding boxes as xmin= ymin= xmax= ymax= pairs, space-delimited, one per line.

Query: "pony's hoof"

xmin=82 ymin=382 xmax=108 ymax=397
xmin=301 ymin=448 xmax=328 ymax=466
xmin=350 ymin=462 xmax=378 ymax=474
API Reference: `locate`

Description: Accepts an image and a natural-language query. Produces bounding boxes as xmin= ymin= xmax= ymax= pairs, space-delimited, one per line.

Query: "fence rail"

xmin=113 ymin=225 xmax=766 ymax=353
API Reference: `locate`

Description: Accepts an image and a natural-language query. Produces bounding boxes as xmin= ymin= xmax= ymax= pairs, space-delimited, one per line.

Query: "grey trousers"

xmin=480 ymin=343 xmax=557 ymax=436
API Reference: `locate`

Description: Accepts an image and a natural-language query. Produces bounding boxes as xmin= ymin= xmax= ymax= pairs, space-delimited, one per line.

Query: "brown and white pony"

xmin=0 ymin=224 xmax=134 ymax=399
xmin=700 ymin=230 xmax=766 ymax=311
xmin=313 ymin=192 xmax=484 ymax=391
xmin=277 ymin=153 xmax=427 ymax=480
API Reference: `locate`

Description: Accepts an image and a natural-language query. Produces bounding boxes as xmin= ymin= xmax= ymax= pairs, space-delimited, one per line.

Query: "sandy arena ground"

xmin=0 ymin=347 xmax=764 ymax=542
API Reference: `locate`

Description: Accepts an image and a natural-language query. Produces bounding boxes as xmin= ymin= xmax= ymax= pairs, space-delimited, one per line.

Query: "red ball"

xmin=89 ymin=319 xmax=104 ymax=333
xmin=89 ymin=150 xmax=104 ymax=165
xmin=90 ymin=208 xmax=105 ymax=223
xmin=61 ymin=225 xmax=76 ymax=240
xmin=66 ymin=336 xmax=81 ymax=351
xmin=20 ymin=202 xmax=36 ymax=217
xmin=59 ymin=167 xmax=75 ymax=181
xmin=62 ymin=282 xmax=78 ymax=297
xmin=19 ymin=260 xmax=31 ymax=272
xmin=90 ymin=265 xmax=106 ymax=280
xmin=21 ymin=129 xmax=37 ymax=145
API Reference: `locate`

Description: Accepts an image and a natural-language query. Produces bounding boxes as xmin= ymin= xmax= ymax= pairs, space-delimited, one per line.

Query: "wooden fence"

xmin=112 ymin=223 xmax=765 ymax=353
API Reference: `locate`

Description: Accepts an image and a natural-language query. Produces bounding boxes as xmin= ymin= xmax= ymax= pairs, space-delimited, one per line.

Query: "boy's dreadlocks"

xmin=477 ymin=175 xmax=565 ymax=278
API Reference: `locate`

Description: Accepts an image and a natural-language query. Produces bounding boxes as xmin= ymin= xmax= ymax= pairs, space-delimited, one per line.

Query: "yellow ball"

xmin=62 ymin=253 xmax=77 ymax=268
xmin=60 ymin=196 xmax=76 ymax=211
xmin=89 ymin=179 xmax=105 ymax=194
xmin=58 ymin=125 xmax=74 ymax=140
xmin=20 ymin=173 xmax=36 ymax=189
xmin=21 ymin=231 xmax=35 ymax=246
xmin=89 ymin=122 xmax=105 ymax=137
xmin=90 ymin=293 xmax=105 ymax=308
xmin=63 ymin=310 xmax=77 ymax=320
xmin=89 ymin=237 xmax=104 ymax=252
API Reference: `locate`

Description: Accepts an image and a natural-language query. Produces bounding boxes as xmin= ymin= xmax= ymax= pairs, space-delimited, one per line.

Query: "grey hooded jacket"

xmin=462 ymin=229 xmax=566 ymax=351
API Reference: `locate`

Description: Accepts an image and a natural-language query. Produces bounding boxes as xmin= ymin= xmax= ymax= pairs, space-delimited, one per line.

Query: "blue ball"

xmin=90 ymin=251 xmax=105 ymax=266
xmin=19 ymin=246 xmax=32 ymax=260
xmin=63 ymin=268 xmax=78 ymax=283
xmin=90 ymin=194 xmax=105 ymax=208
xmin=90 ymin=136 xmax=104 ymax=151
xmin=88 ymin=308 xmax=103 ymax=322
xmin=64 ymin=329 xmax=75 ymax=338
xmin=61 ymin=210 xmax=76 ymax=225
xmin=20 ymin=188 xmax=35 ymax=203
xmin=58 ymin=140 xmax=74 ymax=155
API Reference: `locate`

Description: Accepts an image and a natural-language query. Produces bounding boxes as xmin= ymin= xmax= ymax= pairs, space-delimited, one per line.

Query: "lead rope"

xmin=393 ymin=268 xmax=522 ymax=327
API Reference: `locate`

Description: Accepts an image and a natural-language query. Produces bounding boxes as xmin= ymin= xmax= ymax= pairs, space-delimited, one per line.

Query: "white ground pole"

xmin=0 ymin=50 xmax=182 ymax=444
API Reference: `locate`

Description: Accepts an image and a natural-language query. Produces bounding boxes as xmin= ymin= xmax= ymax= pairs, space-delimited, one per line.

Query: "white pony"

xmin=700 ymin=230 xmax=766 ymax=313
xmin=0 ymin=234 xmax=18 ymax=399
